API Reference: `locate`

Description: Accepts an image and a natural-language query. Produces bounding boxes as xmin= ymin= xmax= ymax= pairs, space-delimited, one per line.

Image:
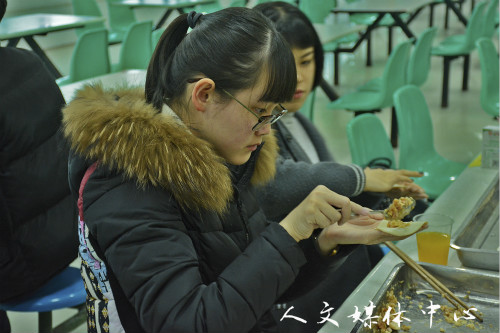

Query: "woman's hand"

xmin=279 ymin=185 xmax=373 ymax=242
xmin=315 ymin=215 xmax=424 ymax=253
xmin=385 ymin=182 xmax=428 ymax=200
xmin=364 ymin=168 xmax=424 ymax=195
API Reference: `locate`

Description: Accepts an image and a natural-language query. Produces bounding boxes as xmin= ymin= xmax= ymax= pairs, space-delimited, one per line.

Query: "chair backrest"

xmin=117 ymin=21 xmax=153 ymax=71
xmin=299 ymin=0 xmax=336 ymax=23
xmin=106 ymin=0 xmax=137 ymax=33
xmin=407 ymin=27 xmax=437 ymax=87
xmin=298 ymin=89 xmax=317 ymax=121
xmin=71 ymin=0 xmax=106 ymax=36
xmin=152 ymin=28 xmax=164 ymax=54
xmin=464 ymin=1 xmax=488 ymax=49
xmin=229 ymin=0 xmax=246 ymax=6
xmin=482 ymin=0 xmax=499 ymax=38
xmin=377 ymin=40 xmax=412 ymax=108
xmin=69 ymin=28 xmax=110 ymax=83
xmin=346 ymin=113 xmax=396 ymax=168
xmin=476 ymin=37 xmax=499 ymax=117
xmin=393 ymin=85 xmax=438 ymax=170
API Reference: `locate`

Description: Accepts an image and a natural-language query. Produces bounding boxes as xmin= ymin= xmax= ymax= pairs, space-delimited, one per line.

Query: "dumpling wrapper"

xmin=376 ymin=220 xmax=428 ymax=236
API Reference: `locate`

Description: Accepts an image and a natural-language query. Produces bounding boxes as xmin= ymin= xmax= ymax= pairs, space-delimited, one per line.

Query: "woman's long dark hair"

xmin=145 ymin=7 xmax=297 ymax=112
xmin=254 ymin=1 xmax=324 ymax=89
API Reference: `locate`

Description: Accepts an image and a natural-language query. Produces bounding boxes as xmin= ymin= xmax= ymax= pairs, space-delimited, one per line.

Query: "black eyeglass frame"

xmin=221 ymin=89 xmax=288 ymax=132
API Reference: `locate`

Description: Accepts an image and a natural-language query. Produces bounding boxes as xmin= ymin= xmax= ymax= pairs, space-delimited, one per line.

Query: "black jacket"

xmin=63 ymin=86 xmax=353 ymax=333
xmin=0 ymin=47 xmax=78 ymax=302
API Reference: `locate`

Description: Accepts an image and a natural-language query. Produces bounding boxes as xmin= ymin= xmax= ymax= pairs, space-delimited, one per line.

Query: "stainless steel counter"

xmin=319 ymin=167 xmax=499 ymax=333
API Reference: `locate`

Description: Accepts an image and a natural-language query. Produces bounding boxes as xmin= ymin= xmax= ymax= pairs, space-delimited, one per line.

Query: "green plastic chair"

xmin=346 ymin=113 xmax=396 ymax=168
xmin=482 ymin=0 xmax=499 ymax=38
xmin=476 ymin=38 xmax=499 ymax=118
xmin=152 ymin=27 xmax=164 ymax=53
xmin=298 ymin=89 xmax=317 ymax=121
xmin=407 ymin=27 xmax=438 ymax=87
xmin=431 ymin=1 xmax=487 ymax=107
xmin=112 ymin=21 xmax=153 ymax=72
xmin=56 ymin=28 xmax=110 ymax=86
xmin=106 ymin=0 xmax=137 ymax=36
xmin=393 ymin=85 xmax=467 ymax=200
xmin=229 ymin=0 xmax=246 ymax=6
xmin=328 ymin=40 xmax=412 ymax=146
xmin=71 ymin=0 xmax=124 ymax=44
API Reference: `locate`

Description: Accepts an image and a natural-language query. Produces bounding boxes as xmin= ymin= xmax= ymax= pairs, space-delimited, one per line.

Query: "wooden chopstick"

xmin=383 ymin=241 xmax=483 ymax=322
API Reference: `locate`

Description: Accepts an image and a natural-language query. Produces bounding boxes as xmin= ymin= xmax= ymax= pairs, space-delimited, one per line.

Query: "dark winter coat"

xmin=63 ymin=86 xmax=354 ymax=333
xmin=0 ymin=47 xmax=78 ymax=302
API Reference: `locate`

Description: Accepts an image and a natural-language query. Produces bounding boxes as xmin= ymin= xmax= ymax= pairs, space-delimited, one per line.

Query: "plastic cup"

xmin=414 ymin=213 xmax=453 ymax=265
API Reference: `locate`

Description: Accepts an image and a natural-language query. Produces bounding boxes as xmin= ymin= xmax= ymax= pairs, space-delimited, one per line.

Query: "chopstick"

xmin=383 ymin=241 xmax=483 ymax=322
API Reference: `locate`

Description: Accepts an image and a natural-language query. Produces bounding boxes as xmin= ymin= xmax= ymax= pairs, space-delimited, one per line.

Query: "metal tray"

xmin=450 ymin=184 xmax=499 ymax=271
xmin=350 ymin=263 xmax=499 ymax=333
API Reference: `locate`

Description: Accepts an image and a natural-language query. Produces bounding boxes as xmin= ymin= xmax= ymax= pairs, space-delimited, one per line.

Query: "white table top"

xmin=60 ymin=70 xmax=147 ymax=102
xmin=0 ymin=14 xmax=104 ymax=40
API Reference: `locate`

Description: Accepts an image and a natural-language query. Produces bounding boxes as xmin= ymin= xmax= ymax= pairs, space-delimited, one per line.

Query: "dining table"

xmin=331 ymin=0 xmax=435 ymax=64
xmin=60 ymin=69 xmax=147 ymax=102
xmin=111 ymin=0 xmax=216 ymax=30
xmin=0 ymin=14 xmax=104 ymax=78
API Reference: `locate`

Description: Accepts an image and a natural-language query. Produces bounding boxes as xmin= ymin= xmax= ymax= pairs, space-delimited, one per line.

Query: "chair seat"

xmin=406 ymin=156 xmax=467 ymax=199
xmin=0 ymin=267 xmax=85 ymax=312
xmin=483 ymin=100 xmax=500 ymax=117
xmin=328 ymin=90 xmax=385 ymax=111
xmin=108 ymin=31 xmax=126 ymax=44
xmin=431 ymin=38 xmax=473 ymax=56
xmin=356 ymin=77 xmax=382 ymax=92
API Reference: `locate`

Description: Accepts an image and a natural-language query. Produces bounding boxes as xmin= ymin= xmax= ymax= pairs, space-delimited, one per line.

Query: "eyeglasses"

xmin=221 ymin=89 xmax=287 ymax=132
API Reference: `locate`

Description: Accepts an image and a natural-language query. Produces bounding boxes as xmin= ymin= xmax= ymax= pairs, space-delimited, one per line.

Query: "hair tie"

xmin=187 ymin=11 xmax=202 ymax=29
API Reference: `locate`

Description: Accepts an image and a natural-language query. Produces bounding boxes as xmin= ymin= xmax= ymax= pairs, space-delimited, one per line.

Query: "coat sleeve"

xmin=84 ymin=180 xmax=308 ymax=333
xmin=256 ymin=156 xmax=366 ymax=222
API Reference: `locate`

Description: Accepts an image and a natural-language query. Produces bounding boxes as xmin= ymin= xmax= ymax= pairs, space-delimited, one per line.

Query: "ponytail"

xmin=145 ymin=14 xmax=190 ymax=111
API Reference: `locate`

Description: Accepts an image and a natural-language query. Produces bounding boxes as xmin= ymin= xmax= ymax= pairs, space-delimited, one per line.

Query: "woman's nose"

xmin=255 ymin=123 xmax=271 ymax=136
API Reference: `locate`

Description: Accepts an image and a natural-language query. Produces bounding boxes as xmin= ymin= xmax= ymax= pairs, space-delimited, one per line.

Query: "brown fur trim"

xmin=62 ymin=84 xmax=233 ymax=214
xmin=250 ymin=130 xmax=278 ymax=186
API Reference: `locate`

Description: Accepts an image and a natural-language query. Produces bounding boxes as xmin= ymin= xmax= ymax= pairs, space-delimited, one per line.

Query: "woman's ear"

xmin=192 ymin=78 xmax=216 ymax=112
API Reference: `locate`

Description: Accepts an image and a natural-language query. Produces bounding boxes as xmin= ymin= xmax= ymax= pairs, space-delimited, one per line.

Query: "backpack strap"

xmin=77 ymin=162 xmax=98 ymax=220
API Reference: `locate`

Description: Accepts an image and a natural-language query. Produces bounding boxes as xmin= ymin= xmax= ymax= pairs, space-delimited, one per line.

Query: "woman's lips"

xmin=293 ymin=90 xmax=304 ymax=99
xmin=247 ymin=144 xmax=259 ymax=151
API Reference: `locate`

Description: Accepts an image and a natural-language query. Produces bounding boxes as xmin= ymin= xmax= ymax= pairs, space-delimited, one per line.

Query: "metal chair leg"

xmin=444 ymin=3 xmax=450 ymax=29
xmin=429 ymin=3 xmax=435 ymax=27
xmin=441 ymin=57 xmax=452 ymax=108
xmin=391 ymin=107 xmax=398 ymax=148
xmin=39 ymin=311 xmax=52 ymax=333
xmin=387 ymin=26 xmax=393 ymax=55
xmin=462 ymin=54 xmax=470 ymax=91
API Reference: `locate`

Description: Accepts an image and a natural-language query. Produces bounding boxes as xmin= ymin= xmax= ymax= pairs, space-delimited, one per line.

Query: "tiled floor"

xmin=6 ymin=2 xmax=499 ymax=332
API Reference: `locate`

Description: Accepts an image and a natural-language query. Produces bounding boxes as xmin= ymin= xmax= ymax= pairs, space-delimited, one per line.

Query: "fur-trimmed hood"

xmin=62 ymin=85 xmax=278 ymax=214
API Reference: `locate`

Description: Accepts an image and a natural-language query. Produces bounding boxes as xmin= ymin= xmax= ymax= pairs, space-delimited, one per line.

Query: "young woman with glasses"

xmin=63 ymin=7 xmax=418 ymax=333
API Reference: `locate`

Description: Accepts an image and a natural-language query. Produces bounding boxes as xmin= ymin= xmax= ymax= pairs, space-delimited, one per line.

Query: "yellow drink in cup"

xmin=413 ymin=213 xmax=454 ymax=265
